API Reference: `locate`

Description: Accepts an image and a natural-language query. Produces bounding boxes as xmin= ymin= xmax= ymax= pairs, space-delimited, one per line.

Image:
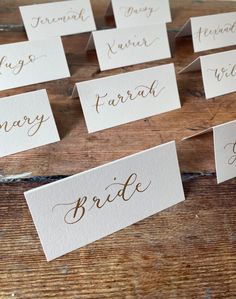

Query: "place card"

xmin=176 ymin=12 xmax=236 ymax=52
xmin=0 ymin=38 xmax=70 ymax=91
xmin=182 ymin=119 xmax=236 ymax=184
xmin=0 ymin=90 xmax=60 ymax=157
xmin=73 ymin=64 xmax=180 ymax=133
xmin=214 ymin=120 xmax=236 ymax=184
xmin=179 ymin=49 xmax=236 ymax=99
xmin=24 ymin=141 xmax=185 ymax=261
xmin=107 ymin=0 xmax=171 ymax=28
xmin=20 ymin=0 xmax=96 ymax=40
xmin=87 ymin=24 xmax=171 ymax=71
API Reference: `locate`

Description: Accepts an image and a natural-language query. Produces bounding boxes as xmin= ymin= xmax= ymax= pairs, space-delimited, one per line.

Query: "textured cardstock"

xmin=74 ymin=64 xmax=181 ymax=133
xmin=91 ymin=24 xmax=171 ymax=71
xmin=0 ymin=90 xmax=60 ymax=157
xmin=25 ymin=141 xmax=185 ymax=261
xmin=179 ymin=50 xmax=236 ymax=99
xmin=110 ymin=0 xmax=171 ymax=28
xmin=0 ymin=38 xmax=70 ymax=91
xmin=177 ymin=12 xmax=236 ymax=52
xmin=20 ymin=0 xmax=96 ymax=40
xmin=213 ymin=120 xmax=236 ymax=184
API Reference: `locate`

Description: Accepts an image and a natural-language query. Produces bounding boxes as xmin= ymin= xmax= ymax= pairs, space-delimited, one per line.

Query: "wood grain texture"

xmin=1 ymin=176 xmax=236 ymax=299
xmin=1 ymin=1 xmax=236 ymax=299
xmin=1 ymin=1 xmax=236 ymax=176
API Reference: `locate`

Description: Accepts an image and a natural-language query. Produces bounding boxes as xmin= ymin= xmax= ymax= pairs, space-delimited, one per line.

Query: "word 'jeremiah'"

xmin=106 ymin=35 xmax=159 ymax=58
xmin=0 ymin=54 xmax=46 ymax=75
xmin=120 ymin=6 xmax=158 ymax=18
xmin=0 ymin=114 xmax=50 ymax=137
xmin=52 ymin=173 xmax=152 ymax=224
xmin=31 ymin=9 xmax=89 ymax=28
xmin=207 ymin=63 xmax=236 ymax=82
xmin=94 ymin=80 xmax=165 ymax=114
xmin=194 ymin=21 xmax=236 ymax=43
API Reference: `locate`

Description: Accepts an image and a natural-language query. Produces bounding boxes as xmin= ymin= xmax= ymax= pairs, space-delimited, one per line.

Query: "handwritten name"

xmin=0 ymin=54 xmax=46 ymax=75
xmin=94 ymin=80 xmax=165 ymax=114
xmin=194 ymin=21 xmax=236 ymax=43
xmin=31 ymin=9 xmax=89 ymax=28
xmin=0 ymin=114 xmax=50 ymax=137
xmin=106 ymin=35 xmax=159 ymax=59
xmin=52 ymin=173 xmax=152 ymax=224
xmin=120 ymin=6 xmax=158 ymax=18
xmin=224 ymin=141 xmax=236 ymax=165
xmin=208 ymin=64 xmax=236 ymax=82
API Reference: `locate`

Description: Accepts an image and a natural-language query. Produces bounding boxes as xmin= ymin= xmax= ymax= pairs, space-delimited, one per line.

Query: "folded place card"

xmin=72 ymin=64 xmax=181 ymax=133
xmin=20 ymin=0 xmax=96 ymax=40
xmin=87 ymin=24 xmax=171 ymax=71
xmin=176 ymin=12 xmax=236 ymax=52
xmin=179 ymin=49 xmax=236 ymax=99
xmin=213 ymin=120 xmax=236 ymax=184
xmin=0 ymin=38 xmax=70 ymax=91
xmin=24 ymin=141 xmax=185 ymax=261
xmin=107 ymin=0 xmax=171 ymax=28
xmin=183 ymin=119 xmax=236 ymax=184
xmin=0 ymin=90 xmax=60 ymax=157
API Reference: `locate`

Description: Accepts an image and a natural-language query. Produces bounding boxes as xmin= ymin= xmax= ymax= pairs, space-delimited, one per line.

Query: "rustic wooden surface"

xmin=0 ymin=1 xmax=236 ymax=298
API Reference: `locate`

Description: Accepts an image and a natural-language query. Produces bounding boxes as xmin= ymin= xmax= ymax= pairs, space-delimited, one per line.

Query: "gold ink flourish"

xmin=93 ymin=79 xmax=165 ymax=114
xmin=0 ymin=54 xmax=47 ymax=75
xmin=52 ymin=173 xmax=152 ymax=225
xmin=194 ymin=21 xmax=236 ymax=43
xmin=30 ymin=8 xmax=89 ymax=28
xmin=0 ymin=114 xmax=50 ymax=137
xmin=106 ymin=35 xmax=159 ymax=59
xmin=207 ymin=64 xmax=236 ymax=82
xmin=224 ymin=141 xmax=236 ymax=165
xmin=120 ymin=6 xmax=159 ymax=18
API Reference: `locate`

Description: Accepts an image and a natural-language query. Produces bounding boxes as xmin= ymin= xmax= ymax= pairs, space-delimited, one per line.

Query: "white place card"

xmin=214 ymin=120 xmax=236 ymax=184
xmin=20 ymin=0 xmax=96 ymax=40
xmin=183 ymin=120 xmax=236 ymax=184
xmin=176 ymin=12 xmax=236 ymax=52
xmin=0 ymin=38 xmax=70 ymax=91
xmin=108 ymin=0 xmax=171 ymax=28
xmin=88 ymin=24 xmax=171 ymax=71
xmin=73 ymin=64 xmax=181 ymax=133
xmin=24 ymin=141 xmax=185 ymax=261
xmin=0 ymin=90 xmax=60 ymax=157
xmin=179 ymin=49 xmax=236 ymax=99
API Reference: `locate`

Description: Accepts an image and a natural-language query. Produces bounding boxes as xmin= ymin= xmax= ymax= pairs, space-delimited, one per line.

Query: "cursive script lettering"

xmin=31 ymin=9 xmax=89 ymax=28
xmin=94 ymin=80 xmax=165 ymax=114
xmin=0 ymin=114 xmax=50 ymax=137
xmin=208 ymin=64 xmax=236 ymax=82
xmin=120 ymin=6 xmax=158 ymax=18
xmin=52 ymin=173 xmax=152 ymax=224
xmin=194 ymin=21 xmax=236 ymax=43
xmin=106 ymin=35 xmax=159 ymax=59
xmin=0 ymin=54 xmax=46 ymax=75
xmin=224 ymin=141 xmax=236 ymax=165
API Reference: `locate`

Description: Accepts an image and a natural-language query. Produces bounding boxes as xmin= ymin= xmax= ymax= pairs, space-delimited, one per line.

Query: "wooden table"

xmin=1 ymin=1 xmax=236 ymax=298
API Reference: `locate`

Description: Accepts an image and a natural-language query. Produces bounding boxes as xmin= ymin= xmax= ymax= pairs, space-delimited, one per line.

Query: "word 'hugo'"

xmin=52 ymin=173 xmax=152 ymax=224
xmin=0 ymin=54 xmax=46 ymax=75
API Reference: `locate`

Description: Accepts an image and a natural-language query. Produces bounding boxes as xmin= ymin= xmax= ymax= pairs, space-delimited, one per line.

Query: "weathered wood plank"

xmin=1 ymin=176 xmax=236 ymax=298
